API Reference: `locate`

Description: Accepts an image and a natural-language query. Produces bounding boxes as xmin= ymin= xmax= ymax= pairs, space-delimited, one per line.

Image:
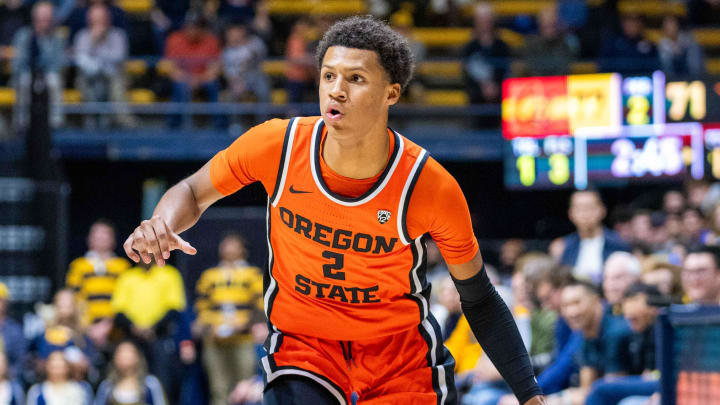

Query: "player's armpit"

xmin=407 ymin=157 xmax=478 ymax=264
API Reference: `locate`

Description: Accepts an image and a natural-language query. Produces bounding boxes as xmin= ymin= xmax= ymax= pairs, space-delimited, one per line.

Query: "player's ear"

xmin=386 ymin=83 xmax=401 ymax=106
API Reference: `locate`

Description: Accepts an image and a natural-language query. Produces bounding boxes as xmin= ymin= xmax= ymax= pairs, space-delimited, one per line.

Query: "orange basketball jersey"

xmin=264 ymin=116 xmax=433 ymax=340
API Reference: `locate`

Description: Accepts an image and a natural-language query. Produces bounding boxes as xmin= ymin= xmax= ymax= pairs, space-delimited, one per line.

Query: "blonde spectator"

xmin=641 ymin=256 xmax=683 ymax=302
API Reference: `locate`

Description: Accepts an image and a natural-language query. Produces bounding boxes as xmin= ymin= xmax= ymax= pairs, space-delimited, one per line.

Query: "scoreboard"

xmin=502 ymin=72 xmax=720 ymax=189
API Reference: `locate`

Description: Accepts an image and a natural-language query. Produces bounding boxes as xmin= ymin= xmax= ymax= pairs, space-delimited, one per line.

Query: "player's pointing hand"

xmin=123 ymin=215 xmax=197 ymax=266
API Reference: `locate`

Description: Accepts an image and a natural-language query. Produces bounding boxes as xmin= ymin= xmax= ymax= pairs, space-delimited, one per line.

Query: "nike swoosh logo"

xmin=289 ymin=185 xmax=312 ymax=194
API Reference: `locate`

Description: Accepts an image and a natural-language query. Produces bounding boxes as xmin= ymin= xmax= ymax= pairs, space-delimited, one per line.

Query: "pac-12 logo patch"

xmin=377 ymin=209 xmax=391 ymax=224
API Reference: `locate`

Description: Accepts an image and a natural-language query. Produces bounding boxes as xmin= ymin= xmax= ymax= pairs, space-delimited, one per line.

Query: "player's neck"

xmin=323 ymin=122 xmax=390 ymax=179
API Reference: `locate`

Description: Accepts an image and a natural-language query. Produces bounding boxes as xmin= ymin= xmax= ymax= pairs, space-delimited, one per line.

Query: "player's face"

xmin=319 ymin=46 xmax=400 ymax=132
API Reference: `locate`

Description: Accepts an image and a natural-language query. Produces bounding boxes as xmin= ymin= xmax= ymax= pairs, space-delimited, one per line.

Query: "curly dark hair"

xmin=315 ymin=15 xmax=415 ymax=92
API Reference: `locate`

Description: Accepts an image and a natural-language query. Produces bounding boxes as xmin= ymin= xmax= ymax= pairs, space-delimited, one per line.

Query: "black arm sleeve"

xmin=451 ymin=265 xmax=542 ymax=404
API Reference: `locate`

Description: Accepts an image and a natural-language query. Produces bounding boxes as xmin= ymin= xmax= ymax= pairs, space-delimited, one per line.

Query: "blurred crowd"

xmin=0 ymin=0 xmax=718 ymax=131
xmin=0 ymin=182 xmax=720 ymax=404
xmin=428 ymin=179 xmax=720 ymax=405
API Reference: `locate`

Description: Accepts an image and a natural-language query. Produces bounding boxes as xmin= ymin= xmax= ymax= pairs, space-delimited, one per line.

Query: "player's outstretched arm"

xmin=123 ymin=161 xmax=224 ymax=266
xmin=448 ymin=253 xmax=546 ymax=405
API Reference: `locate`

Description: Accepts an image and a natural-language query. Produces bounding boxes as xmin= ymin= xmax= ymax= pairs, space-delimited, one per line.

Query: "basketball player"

xmin=124 ymin=16 xmax=545 ymax=405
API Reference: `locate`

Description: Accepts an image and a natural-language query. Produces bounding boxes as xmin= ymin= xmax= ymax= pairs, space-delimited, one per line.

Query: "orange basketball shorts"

xmin=261 ymin=315 xmax=457 ymax=405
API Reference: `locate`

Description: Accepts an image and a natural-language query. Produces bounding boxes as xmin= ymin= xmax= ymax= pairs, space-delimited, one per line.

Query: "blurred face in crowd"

xmin=622 ymin=293 xmax=658 ymax=333
xmin=219 ymin=236 xmax=247 ymax=263
xmin=535 ymin=280 xmax=563 ymax=312
xmin=512 ymin=272 xmax=531 ymax=309
xmin=642 ymin=268 xmax=675 ymax=296
xmin=46 ymin=351 xmax=70 ymax=383
xmin=438 ymin=276 xmax=461 ymax=314
xmin=621 ymin=15 xmax=643 ymax=39
xmin=662 ymin=16 xmax=680 ymax=40
xmin=561 ymin=285 xmax=602 ymax=335
xmin=88 ymin=222 xmax=116 ymax=254
xmin=663 ymin=191 xmax=685 ymax=215
xmin=681 ymin=209 xmax=705 ymax=240
xmin=686 ymin=182 xmax=709 ymax=208
xmin=631 ymin=212 xmax=653 ymax=242
xmin=87 ymin=4 xmax=110 ymax=31
xmin=426 ymin=240 xmax=442 ymax=268
xmin=603 ymin=254 xmax=641 ymax=305
xmin=0 ymin=352 xmax=7 ymax=380
xmin=473 ymin=4 xmax=495 ymax=36
xmin=184 ymin=22 xmax=204 ymax=42
xmin=32 ymin=2 xmax=54 ymax=35
xmin=538 ymin=7 xmax=559 ymax=39
xmin=683 ymin=252 xmax=720 ymax=304
xmin=710 ymin=204 xmax=720 ymax=232
xmin=225 ymin=25 xmax=249 ymax=47
xmin=665 ymin=214 xmax=682 ymax=238
xmin=500 ymin=239 xmax=525 ymax=267
xmin=568 ymin=191 xmax=606 ymax=236
xmin=114 ymin=342 xmax=141 ymax=377
xmin=54 ymin=290 xmax=76 ymax=323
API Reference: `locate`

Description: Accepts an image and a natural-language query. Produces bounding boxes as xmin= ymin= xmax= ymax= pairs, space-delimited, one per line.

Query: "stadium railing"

xmin=657 ymin=305 xmax=720 ymax=405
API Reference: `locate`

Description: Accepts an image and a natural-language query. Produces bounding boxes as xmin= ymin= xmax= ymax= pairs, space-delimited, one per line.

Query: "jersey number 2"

xmin=322 ymin=251 xmax=345 ymax=280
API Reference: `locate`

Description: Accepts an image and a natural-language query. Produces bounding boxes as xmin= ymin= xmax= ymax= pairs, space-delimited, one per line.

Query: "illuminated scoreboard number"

xmin=622 ymin=76 xmax=654 ymax=126
xmin=666 ymin=80 xmax=706 ymax=122
xmin=610 ymin=136 xmax=685 ymax=178
xmin=665 ymin=78 xmax=720 ymax=123
xmin=509 ymin=137 xmax=573 ymax=188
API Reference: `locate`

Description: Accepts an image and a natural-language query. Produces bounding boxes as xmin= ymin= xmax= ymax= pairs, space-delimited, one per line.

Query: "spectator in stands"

xmin=0 ymin=0 xmax=29 ymax=47
xmin=498 ymin=239 xmax=526 ymax=278
xmin=658 ymin=15 xmax=705 ymax=78
xmin=151 ymin=0 xmax=189 ymax=53
xmin=0 ymin=351 xmax=24 ymax=405
xmin=27 ymin=351 xmax=92 ymax=405
xmin=602 ymin=252 xmax=642 ymax=313
xmin=544 ymin=279 xmax=632 ymax=405
xmin=432 ymin=276 xmax=463 ymax=340
xmin=284 ymin=18 xmax=316 ymax=104
xmin=700 ymin=203 xmax=720 ymax=245
xmin=214 ymin=0 xmax=256 ymax=26
xmin=34 ymin=289 xmax=96 ymax=381
xmin=688 ymin=0 xmax=720 ymax=26
xmin=112 ymin=259 xmax=187 ymax=403
xmin=74 ymin=4 xmax=135 ymax=129
xmin=583 ymin=283 xmax=662 ymax=405
xmin=680 ymin=207 xmax=706 ymax=246
xmin=390 ymin=9 xmax=426 ymax=104
xmin=518 ymin=6 xmax=577 ymax=77
xmin=629 ymin=210 xmax=653 ymax=246
xmin=165 ymin=12 xmax=223 ymax=128
xmin=66 ymin=219 xmax=130 ymax=349
xmin=195 ymin=233 xmax=264 ymax=405
xmin=462 ymin=3 xmax=509 ymax=105
xmin=686 ymin=179 xmax=711 ymax=210
xmin=599 ymin=14 xmax=659 ymax=75
xmin=560 ymin=190 xmax=631 ymax=285
xmin=641 ymin=257 xmax=683 ymax=302
xmin=11 ymin=1 xmax=66 ymax=130
xmin=94 ymin=341 xmax=167 ymax=405
xmin=663 ymin=190 xmax=686 ymax=215
xmin=65 ymin=0 xmax=128 ymax=43
xmin=682 ymin=246 xmax=720 ymax=304
xmin=221 ymin=23 xmax=271 ymax=110
xmin=0 ymin=282 xmax=27 ymax=380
